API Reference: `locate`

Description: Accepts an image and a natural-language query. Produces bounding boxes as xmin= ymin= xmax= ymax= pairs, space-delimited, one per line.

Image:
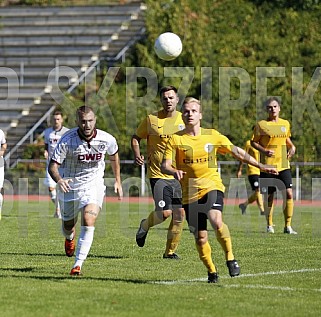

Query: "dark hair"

xmin=53 ymin=110 xmax=63 ymax=117
xmin=264 ymin=97 xmax=281 ymax=108
xmin=159 ymin=85 xmax=177 ymax=96
xmin=76 ymin=105 xmax=94 ymax=117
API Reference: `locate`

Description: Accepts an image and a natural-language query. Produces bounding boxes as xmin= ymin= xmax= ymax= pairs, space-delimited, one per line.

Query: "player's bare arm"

xmin=250 ymin=140 xmax=274 ymax=157
xmin=44 ymin=143 xmax=49 ymax=159
xmin=231 ymin=146 xmax=278 ymax=175
xmin=131 ymin=134 xmax=145 ymax=166
xmin=48 ymin=159 xmax=72 ymax=193
xmin=236 ymin=160 xmax=243 ymax=178
xmin=161 ymin=158 xmax=186 ymax=181
xmin=109 ymin=152 xmax=123 ymax=200
xmin=286 ymin=137 xmax=296 ymax=159
xmin=0 ymin=143 xmax=7 ymax=157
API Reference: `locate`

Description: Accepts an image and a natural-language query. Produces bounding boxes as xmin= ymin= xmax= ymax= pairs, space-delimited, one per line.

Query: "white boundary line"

xmin=219 ymin=284 xmax=321 ymax=292
xmin=150 ymin=268 xmax=321 ymax=292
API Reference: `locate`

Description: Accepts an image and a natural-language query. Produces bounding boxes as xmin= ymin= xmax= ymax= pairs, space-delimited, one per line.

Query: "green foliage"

xmin=21 ymin=142 xmax=44 ymax=160
xmin=14 ymin=0 xmax=321 ymax=184
xmin=250 ymin=0 xmax=321 ymax=10
xmin=132 ymin=0 xmax=321 ymax=157
xmin=23 ymin=0 xmax=321 ymax=165
xmin=4 ymin=0 xmax=121 ymax=6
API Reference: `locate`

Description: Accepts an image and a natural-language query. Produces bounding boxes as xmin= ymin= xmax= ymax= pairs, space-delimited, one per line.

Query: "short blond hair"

xmin=182 ymin=97 xmax=202 ymax=112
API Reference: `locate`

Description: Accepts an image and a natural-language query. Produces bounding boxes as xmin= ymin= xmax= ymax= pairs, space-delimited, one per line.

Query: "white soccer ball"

xmin=154 ymin=32 xmax=182 ymax=61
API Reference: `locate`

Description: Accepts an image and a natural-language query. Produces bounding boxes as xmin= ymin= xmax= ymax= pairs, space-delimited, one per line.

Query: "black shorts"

xmin=260 ymin=169 xmax=293 ymax=195
xmin=248 ymin=174 xmax=260 ymax=191
xmin=150 ymin=178 xmax=182 ymax=211
xmin=183 ymin=190 xmax=224 ymax=234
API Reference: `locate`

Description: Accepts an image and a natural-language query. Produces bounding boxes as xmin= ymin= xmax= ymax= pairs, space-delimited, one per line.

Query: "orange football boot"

xmin=65 ymin=238 xmax=75 ymax=257
xmin=70 ymin=266 xmax=81 ymax=276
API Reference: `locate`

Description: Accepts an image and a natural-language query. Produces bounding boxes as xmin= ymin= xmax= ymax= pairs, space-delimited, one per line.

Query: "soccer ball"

xmin=154 ymin=32 xmax=182 ymax=61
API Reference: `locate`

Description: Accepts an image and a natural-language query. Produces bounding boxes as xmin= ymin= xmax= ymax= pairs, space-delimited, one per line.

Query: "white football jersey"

xmin=0 ymin=129 xmax=6 ymax=154
xmin=51 ymin=127 xmax=118 ymax=190
xmin=0 ymin=129 xmax=6 ymax=187
xmin=44 ymin=126 xmax=69 ymax=159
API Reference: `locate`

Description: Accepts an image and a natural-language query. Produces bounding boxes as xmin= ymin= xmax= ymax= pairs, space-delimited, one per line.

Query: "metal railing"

xmin=7 ymin=159 xmax=321 ymax=201
xmin=4 ymin=105 xmax=56 ymax=168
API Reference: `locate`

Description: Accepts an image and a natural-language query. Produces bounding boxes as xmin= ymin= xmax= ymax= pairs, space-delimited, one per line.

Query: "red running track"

xmin=5 ymin=195 xmax=321 ymax=207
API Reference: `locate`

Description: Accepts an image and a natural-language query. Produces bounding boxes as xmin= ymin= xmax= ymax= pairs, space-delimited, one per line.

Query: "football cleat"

xmin=267 ymin=225 xmax=275 ymax=233
xmin=65 ymin=237 xmax=75 ymax=257
xmin=70 ymin=266 xmax=81 ymax=276
xmin=284 ymin=226 xmax=297 ymax=234
xmin=163 ymin=253 xmax=180 ymax=260
xmin=136 ymin=219 xmax=148 ymax=247
xmin=239 ymin=203 xmax=247 ymax=215
xmin=208 ymin=272 xmax=219 ymax=283
xmin=226 ymin=260 xmax=240 ymax=277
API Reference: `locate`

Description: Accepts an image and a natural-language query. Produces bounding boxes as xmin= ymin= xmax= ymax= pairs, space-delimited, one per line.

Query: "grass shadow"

xmin=0 ymin=252 xmax=125 ymax=259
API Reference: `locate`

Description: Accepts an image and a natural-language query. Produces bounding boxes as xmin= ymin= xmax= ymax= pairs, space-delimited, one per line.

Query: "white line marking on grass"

xmin=223 ymin=284 xmax=321 ymax=292
xmin=151 ymin=268 xmax=321 ymax=287
xmin=238 ymin=267 xmax=321 ymax=278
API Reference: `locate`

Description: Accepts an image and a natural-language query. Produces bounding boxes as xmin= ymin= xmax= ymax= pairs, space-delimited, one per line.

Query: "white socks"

xmin=62 ymin=226 xmax=75 ymax=241
xmin=0 ymin=193 xmax=2 ymax=220
xmin=49 ymin=189 xmax=57 ymax=204
xmin=0 ymin=192 xmax=3 ymax=209
xmin=74 ymin=226 xmax=95 ymax=269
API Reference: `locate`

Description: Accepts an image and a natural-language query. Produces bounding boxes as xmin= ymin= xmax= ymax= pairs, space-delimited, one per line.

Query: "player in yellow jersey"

xmin=236 ymin=137 xmax=265 ymax=215
xmin=161 ymin=97 xmax=277 ymax=283
xmin=131 ymin=86 xmax=185 ymax=259
xmin=251 ymin=97 xmax=297 ymax=234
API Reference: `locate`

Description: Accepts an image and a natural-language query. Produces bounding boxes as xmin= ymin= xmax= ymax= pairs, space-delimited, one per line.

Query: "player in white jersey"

xmin=44 ymin=110 xmax=69 ymax=218
xmin=0 ymin=129 xmax=7 ymax=220
xmin=49 ymin=106 xmax=123 ymax=276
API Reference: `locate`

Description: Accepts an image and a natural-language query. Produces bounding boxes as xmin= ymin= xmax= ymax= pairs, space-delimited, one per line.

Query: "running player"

xmin=49 ymin=106 xmax=123 ymax=275
xmin=44 ymin=110 xmax=69 ymax=218
xmin=132 ymin=85 xmax=185 ymax=259
xmin=0 ymin=129 xmax=7 ymax=220
xmin=161 ymin=97 xmax=278 ymax=282
xmin=236 ymin=137 xmax=264 ymax=215
xmin=251 ymin=97 xmax=297 ymax=234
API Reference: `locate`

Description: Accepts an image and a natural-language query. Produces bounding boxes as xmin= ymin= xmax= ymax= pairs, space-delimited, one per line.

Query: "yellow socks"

xmin=266 ymin=204 xmax=274 ymax=226
xmin=256 ymin=192 xmax=264 ymax=213
xmin=216 ymin=223 xmax=234 ymax=261
xmin=142 ymin=211 xmax=184 ymax=256
xmin=142 ymin=211 xmax=164 ymax=231
xmin=247 ymin=191 xmax=257 ymax=204
xmin=165 ymin=218 xmax=183 ymax=255
xmin=195 ymin=241 xmax=216 ymax=273
xmin=243 ymin=191 xmax=264 ymax=213
xmin=284 ymin=199 xmax=294 ymax=227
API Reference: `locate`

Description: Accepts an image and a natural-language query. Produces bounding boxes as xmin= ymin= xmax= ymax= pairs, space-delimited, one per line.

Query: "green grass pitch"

xmin=0 ymin=198 xmax=320 ymax=317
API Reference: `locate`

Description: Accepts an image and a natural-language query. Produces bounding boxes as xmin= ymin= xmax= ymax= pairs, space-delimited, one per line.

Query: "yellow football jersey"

xmin=164 ymin=128 xmax=234 ymax=204
xmin=135 ymin=110 xmax=185 ymax=178
xmin=252 ymin=118 xmax=291 ymax=171
xmin=244 ymin=140 xmax=260 ymax=176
